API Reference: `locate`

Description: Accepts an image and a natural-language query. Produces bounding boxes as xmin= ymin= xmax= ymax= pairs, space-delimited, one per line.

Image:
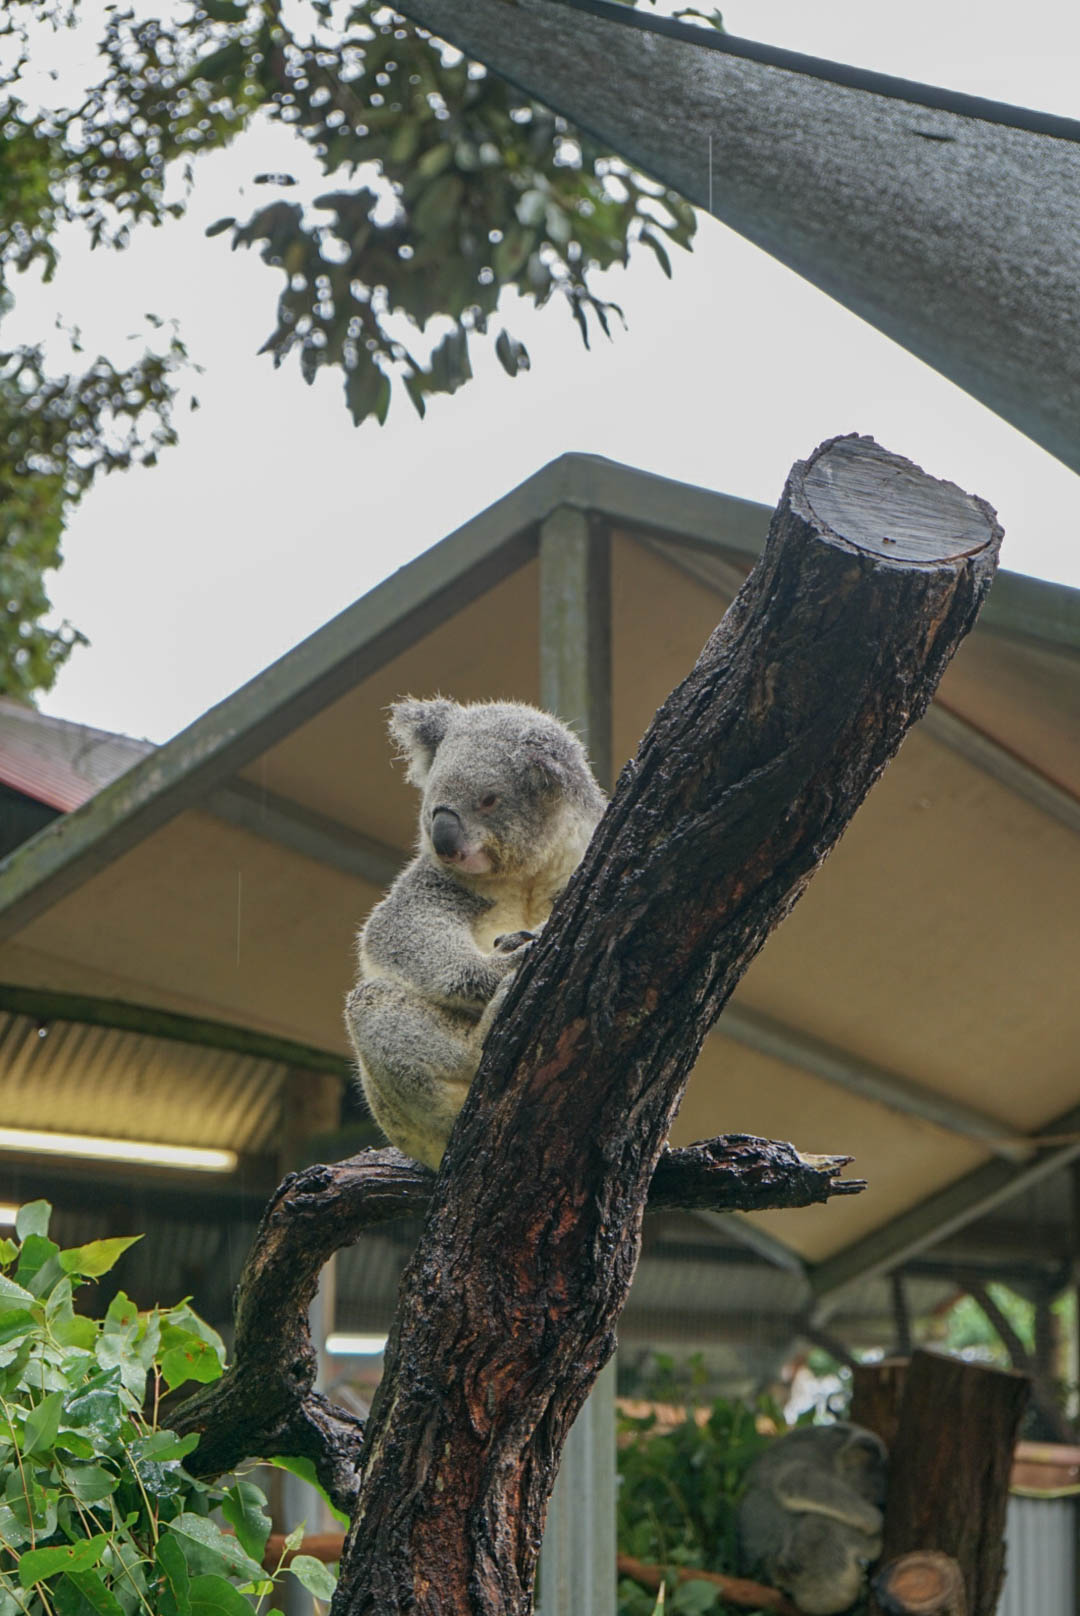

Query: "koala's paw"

xmin=493 ymin=930 xmax=536 ymax=955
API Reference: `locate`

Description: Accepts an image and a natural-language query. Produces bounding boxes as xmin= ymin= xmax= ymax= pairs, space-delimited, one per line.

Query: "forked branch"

xmin=176 ymin=1135 xmax=862 ymax=1504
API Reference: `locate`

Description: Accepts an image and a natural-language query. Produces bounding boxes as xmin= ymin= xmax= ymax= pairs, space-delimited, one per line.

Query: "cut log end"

xmin=803 ymin=435 xmax=1000 ymax=565
xmin=874 ymin=1550 xmax=968 ymax=1615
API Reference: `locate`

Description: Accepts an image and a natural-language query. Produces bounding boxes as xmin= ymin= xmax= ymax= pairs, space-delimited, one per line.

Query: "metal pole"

xmin=537 ymin=505 xmax=616 ymax=1616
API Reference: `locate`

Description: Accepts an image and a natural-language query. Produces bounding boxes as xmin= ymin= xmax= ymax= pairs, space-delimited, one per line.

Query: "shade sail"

xmin=397 ymin=0 xmax=1080 ymax=473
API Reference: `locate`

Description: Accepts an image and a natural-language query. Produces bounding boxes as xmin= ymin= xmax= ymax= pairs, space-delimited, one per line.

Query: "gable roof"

xmin=2 ymin=452 xmax=1079 ymax=1299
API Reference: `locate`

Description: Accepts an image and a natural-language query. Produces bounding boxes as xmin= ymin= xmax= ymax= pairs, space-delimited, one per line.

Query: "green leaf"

xmin=63 ymin=1368 xmax=125 ymax=1445
xmin=15 ymin=1201 xmax=51 ymax=1240
xmin=266 ymin=1456 xmax=350 ymax=1527
xmin=133 ymin=1309 xmax=162 ymax=1369
xmin=0 ymin=1309 xmax=35 ymax=1348
xmin=19 ymin=1533 xmax=109 ymax=1586
xmin=16 ymin=1234 xmax=60 ymax=1291
xmin=188 ymin=1574 xmax=259 ymax=1616
xmin=60 ymin=1462 xmax=118 ymax=1503
xmin=640 ymin=228 xmax=673 ymax=277
xmin=0 ymin=1237 xmax=17 ymax=1267
xmin=135 ymin=1429 xmax=200 ymax=1463
xmin=103 ymin=1291 xmax=139 ymax=1335
xmin=0 ymin=1275 xmax=36 ymax=1315
xmin=160 ymin=1304 xmax=225 ymax=1365
xmin=22 ymin=1388 xmax=63 ymax=1453
xmin=54 ymin=1314 xmax=98 ymax=1351
xmin=155 ymin=1531 xmax=191 ymax=1616
xmin=413 ymin=172 xmax=465 ymax=236
xmin=221 ymin=1479 xmax=271 ymax=1563
xmin=289 ymin=1555 xmax=338 ymax=1600
xmin=159 ymin=1337 xmax=222 ymax=1391
xmin=61 ymin=1569 xmax=124 ymax=1616
xmin=6 ymin=1473 xmax=58 ymax=1538
xmin=415 ymin=141 xmax=453 ymax=179
xmin=670 ymin=1579 xmax=721 ymax=1614
xmin=170 ymin=1513 xmax=266 ymax=1584
xmin=60 ymin=1237 xmax=142 ymax=1279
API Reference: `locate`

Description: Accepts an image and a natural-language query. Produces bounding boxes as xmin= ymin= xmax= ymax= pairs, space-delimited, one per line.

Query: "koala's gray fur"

xmin=736 ymin=1422 xmax=887 ymax=1615
xmin=345 ymin=697 xmax=606 ymax=1169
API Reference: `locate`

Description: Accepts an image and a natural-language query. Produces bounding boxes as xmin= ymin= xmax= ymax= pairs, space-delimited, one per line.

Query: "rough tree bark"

xmin=177 ymin=435 xmax=1001 ymax=1616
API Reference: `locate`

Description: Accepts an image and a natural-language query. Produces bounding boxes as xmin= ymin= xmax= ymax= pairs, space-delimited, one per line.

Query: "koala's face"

xmin=388 ymin=698 xmax=603 ymax=880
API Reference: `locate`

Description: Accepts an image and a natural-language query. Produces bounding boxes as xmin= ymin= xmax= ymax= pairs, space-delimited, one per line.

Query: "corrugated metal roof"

xmin=0 ymin=1011 xmax=287 ymax=1153
xmin=0 ymin=699 xmax=151 ymax=812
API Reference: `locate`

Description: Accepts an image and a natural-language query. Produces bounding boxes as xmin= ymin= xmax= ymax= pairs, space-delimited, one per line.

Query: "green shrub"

xmin=0 ymin=1201 xmax=336 ymax=1615
xmin=617 ymin=1375 xmax=788 ymax=1616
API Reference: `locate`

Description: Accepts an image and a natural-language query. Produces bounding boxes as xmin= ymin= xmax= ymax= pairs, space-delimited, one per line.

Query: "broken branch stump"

xmin=175 ymin=1135 xmax=861 ymax=1500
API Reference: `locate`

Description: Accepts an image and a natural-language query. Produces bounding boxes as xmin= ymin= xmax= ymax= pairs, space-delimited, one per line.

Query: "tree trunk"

xmin=868 ymin=1351 xmax=1029 ymax=1616
xmin=328 ymin=437 xmax=1000 ymax=1615
xmin=851 ymin=1356 xmax=910 ymax=1451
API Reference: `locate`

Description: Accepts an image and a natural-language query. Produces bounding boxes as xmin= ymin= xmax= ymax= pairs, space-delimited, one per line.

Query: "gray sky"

xmin=21 ymin=0 xmax=1080 ymax=743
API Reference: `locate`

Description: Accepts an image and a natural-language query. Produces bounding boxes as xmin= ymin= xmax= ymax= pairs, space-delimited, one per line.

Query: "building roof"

xmin=0 ymin=698 xmax=151 ymax=812
xmin=395 ymin=0 xmax=1080 ymax=475
xmin=1 ymin=453 xmax=1078 ymax=1321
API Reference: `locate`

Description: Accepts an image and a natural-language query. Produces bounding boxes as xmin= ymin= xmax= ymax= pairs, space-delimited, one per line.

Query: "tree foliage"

xmin=1 ymin=0 xmax=713 ymax=698
xmin=0 ymin=1200 xmax=335 ymax=1615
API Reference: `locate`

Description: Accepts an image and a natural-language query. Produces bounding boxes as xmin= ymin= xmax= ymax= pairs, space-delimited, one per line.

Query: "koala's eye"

xmin=477 ymin=792 xmax=499 ymax=812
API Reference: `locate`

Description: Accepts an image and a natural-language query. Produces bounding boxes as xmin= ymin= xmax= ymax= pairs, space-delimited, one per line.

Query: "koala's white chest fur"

xmin=471 ymin=882 xmax=554 ymax=951
xmin=469 ymin=817 xmax=589 ymax=951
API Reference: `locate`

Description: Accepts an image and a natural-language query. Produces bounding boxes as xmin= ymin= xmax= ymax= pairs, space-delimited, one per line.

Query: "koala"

xmin=345 ymin=697 xmax=607 ymax=1170
xmin=736 ymin=1422 xmax=888 ymax=1615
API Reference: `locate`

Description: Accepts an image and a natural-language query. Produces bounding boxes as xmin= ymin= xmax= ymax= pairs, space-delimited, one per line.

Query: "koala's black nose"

xmin=431 ymin=807 xmax=466 ymax=860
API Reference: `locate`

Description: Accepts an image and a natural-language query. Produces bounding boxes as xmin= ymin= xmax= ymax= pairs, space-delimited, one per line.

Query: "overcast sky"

xmin=19 ymin=0 xmax=1080 ymax=743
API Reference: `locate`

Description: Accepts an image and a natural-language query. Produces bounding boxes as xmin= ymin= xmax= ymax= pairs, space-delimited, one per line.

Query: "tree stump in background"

xmin=851 ymin=1356 xmax=909 ymax=1451
xmin=857 ymin=1351 xmax=1029 ymax=1616
xmin=874 ymin=1550 xmax=967 ymax=1616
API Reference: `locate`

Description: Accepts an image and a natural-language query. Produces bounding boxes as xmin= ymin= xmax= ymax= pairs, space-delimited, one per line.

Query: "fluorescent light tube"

xmin=0 ymin=1128 xmax=237 ymax=1172
xmin=326 ymin=1333 xmax=388 ymax=1356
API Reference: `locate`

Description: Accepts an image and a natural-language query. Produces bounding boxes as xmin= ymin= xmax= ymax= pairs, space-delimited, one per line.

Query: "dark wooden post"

xmin=860 ymin=1351 xmax=1029 ymax=1616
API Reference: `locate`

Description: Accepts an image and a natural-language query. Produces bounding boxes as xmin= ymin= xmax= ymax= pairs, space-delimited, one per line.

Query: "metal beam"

xmin=718 ymin=1003 xmax=1035 ymax=1163
xmin=809 ymin=1102 xmax=1080 ymax=1313
xmin=207 ymin=780 xmax=404 ymax=889
xmin=539 ymin=505 xmax=613 ymax=792
xmin=690 ymin=1206 xmax=808 ymax=1278
xmin=921 ymin=703 xmax=1080 ymax=839
xmin=538 ymin=503 xmax=615 ymax=1616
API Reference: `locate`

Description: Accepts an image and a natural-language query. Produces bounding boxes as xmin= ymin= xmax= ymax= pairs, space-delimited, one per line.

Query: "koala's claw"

xmin=493 ymin=930 xmax=536 ymax=954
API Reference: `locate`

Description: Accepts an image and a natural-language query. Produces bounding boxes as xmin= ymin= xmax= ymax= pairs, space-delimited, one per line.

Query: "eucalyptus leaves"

xmin=0 ymin=1202 xmax=335 ymax=1615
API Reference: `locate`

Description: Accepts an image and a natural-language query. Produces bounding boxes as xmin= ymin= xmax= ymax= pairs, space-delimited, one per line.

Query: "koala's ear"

xmin=388 ymin=697 xmax=456 ymax=786
xmin=522 ymin=730 xmax=575 ymax=792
